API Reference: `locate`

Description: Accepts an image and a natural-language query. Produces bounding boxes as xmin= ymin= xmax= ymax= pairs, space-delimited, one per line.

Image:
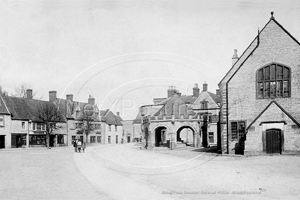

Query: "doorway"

xmin=266 ymin=129 xmax=281 ymax=154
xmin=155 ymin=127 xmax=166 ymax=147
xmin=50 ymin=135 xmax=55 ymax=147
xmin=0 ymin=135 xmax=5 ymax=149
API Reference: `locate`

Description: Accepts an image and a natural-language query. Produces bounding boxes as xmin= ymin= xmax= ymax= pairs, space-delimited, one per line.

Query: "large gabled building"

xmin=219 ymin=12 xmax=300 ymax=155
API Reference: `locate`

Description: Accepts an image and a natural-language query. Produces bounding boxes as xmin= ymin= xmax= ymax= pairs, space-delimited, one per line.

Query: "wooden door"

xmin=266 ymin=129 xmax=281 ymax=154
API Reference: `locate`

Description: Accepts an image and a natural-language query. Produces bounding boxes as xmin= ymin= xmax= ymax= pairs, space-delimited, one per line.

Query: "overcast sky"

xmin=1 ymin=0 xmax=300 ymax=119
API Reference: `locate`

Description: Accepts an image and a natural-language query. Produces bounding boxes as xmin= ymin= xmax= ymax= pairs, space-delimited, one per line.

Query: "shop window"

xmin=257 ymin=64 xmax=290 ymax=99
xmin=230 ymin=121 xmax=245 ymax=140
xmin=0 ymin=116 xmax=4 ymax=126
xmin=97 ymin=136 xmax=101 ymax=143
xmin=57 ymin=135 xmax=64 ymax=144
xmin=209 ymin=132 xmax=214 ymax=143
xmin=29 ymin=135 xmax=46 ymax=145
xmin=90 ymin=136 xmax=96 ymax=143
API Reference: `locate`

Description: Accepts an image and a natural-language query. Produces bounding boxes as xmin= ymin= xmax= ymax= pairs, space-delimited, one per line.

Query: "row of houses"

xmin=0 ymin=90 xmax=134 ymax=149
xmin=139 ymin=13 xmax=300 ymax=155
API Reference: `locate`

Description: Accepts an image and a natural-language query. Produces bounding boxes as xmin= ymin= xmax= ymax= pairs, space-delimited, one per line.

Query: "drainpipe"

xmin=225 ymin=30 xmax=260 ymax=154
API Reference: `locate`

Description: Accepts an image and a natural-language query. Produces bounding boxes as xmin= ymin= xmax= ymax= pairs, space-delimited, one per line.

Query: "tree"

xmin=36 ymin=102 xmax=64 ymax=148
xmin=0 ymin=85 xmax=8 ymax=96
xmin=12 ymin=83 xmax=41 ymax=99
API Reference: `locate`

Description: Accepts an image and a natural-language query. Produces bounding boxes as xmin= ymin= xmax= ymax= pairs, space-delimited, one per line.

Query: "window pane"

xmin=257 ymin=83 xmax=264 ymax=98
xmin=238 ymin=122 xmax=245 ymax=138
xmin=270 ymin=65 xmax=276 ymax=80
xmin=276 ymin=81 xmax=282 ymax=97
xmin=258 ymin=69 xmax=264 ymax=81
xmin=270 ymin=82 xmax=276 ymax=97
xmin=283 ymin=81 xmax=289 ymax=97
xmin=231 ymin=122 xmax=238 ymax=140
xmin=264 ymin=66 xmax=270 ymax=80
xmin=283 ymin=67 xmax=289 ymax=79
xmin=264 ymin=82 xmax=270 ymax=97
xmin=276 ymin=65 xmax=283 ymax=79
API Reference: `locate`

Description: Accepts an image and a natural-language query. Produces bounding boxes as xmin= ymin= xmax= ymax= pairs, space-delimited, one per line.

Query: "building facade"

xmin=219 ymin=13 xmax=300 ymax=155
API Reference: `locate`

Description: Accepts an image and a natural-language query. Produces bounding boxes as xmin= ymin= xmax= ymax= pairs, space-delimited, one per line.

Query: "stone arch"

xmin=176 ymin=125 xmax=197 ymax=146
xmin=152 ymin=125 xmax=169 ymax=147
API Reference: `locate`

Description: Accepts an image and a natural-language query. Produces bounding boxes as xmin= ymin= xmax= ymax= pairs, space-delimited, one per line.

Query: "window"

xmin=0 ymin=116 xmax=4 ymax=126
xmin=115 ymin=125 xmax=117 ymax=132
xmin=257 ymin=64 xmax=290 ymax=99
xmin=41 ymin=124 xmax=46 ymax=131
xmin=108 ymin=125 xmax=111 ymax=131
xmin=32 ymin=123 xmax=36 ymax=130
xmin=201 ymin=101 xmax=208 ymax=109
xmin=90 ymin=136 xmax=96 ymax=143
xmin=230 ymin=121 xmax=245 ymax=140
xmin=94 ymin=124 xmax=101 ymax=130
xmin=116 ymin=135 xmax=118 ymax=144
xmin=21 ymin=122 xmax=26 ymax=130
xmin=37 ymin=123 xmax=41 ymax=130
xmin=75 ymin=123 xmax=82 ymax=129
xmin=29 ymin=135 xmax=46 ymax=145
xmin=209 ymin=132 xmax=214 ymax=143
xmin=97 ymin=136 xmax=101 ymax=143
xmin=108 ymin=136 xmax=111 ymax=143
xmin=58 ymin=135 xmax=64 ymax=144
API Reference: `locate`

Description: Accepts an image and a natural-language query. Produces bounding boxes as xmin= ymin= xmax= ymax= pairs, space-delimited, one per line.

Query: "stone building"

xmin=219 ymin=13 xmax=300 ymax=155
xmin=139 ymin=83 xmax=220 ymax=149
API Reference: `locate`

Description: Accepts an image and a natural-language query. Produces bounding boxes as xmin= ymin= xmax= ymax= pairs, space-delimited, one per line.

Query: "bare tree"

xmin=12 ymin=83 xmax=42 ymax=99
xmin=36 ymin=102 xmax=64 ymax=148
xmin=0 ymin=85 xmax=8 ymax=96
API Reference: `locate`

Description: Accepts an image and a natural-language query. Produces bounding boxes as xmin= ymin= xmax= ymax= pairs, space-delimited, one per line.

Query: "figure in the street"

xmin=77 ymin=139 xmax=82 ymax=153
xmin=82 ymin=142 xmax=86 ymax=153
xmin=73 ymin=139 xmax=77 ymax=152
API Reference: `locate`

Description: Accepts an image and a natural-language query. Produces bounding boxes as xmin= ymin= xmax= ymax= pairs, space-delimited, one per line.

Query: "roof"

xmin=100 ymin=110 xmax=123 ymax=126
xmin=219 ymin=14 xmax=300 ymax=86
xmin=0 ymin=95 xmax=10 ymax=115
xmin=133 ymin=113 xmax=141 ymax=124
xmin=2 ymin=96 xmax=65 ymax=122
xmin=207 ymin=91 xmax=220 ymax=104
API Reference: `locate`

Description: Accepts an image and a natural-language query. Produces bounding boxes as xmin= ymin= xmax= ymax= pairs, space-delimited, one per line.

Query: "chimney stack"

xmin=167 ymin=86 xmax=177 ymax=98
xmin=203 ymin=82 xmax=208 ymax=92
xmin=26 ymin=89 xmax=32 ymax=99
xmin=232 ymin=49 xmax=238 ymax=66
xmin=66 ymin=94 xmax=73 ymax=102
xmin=88 ymin=95 xmax=95 ymax=105
xmin=49 ymin=91 xmax=57 ymax=102
xmin=193 ymin=83 xmax=200 ymax=97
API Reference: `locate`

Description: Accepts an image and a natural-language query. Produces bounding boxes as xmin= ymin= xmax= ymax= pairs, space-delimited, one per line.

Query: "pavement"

xmin=1 ymin=144 xmax=300 ymax=200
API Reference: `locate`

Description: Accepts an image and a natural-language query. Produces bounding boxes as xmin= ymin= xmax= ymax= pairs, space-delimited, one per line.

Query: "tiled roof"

xmin=0 ymin=95 xmax=10 ymax=114
xmin=207 ymin=92 xmax=220 ymax=104
xmin=100 ymin=110 xmax=123 ymax=126
xmin=3 ymin=96 xmax=65 ymax=122
xmin=133 ymin=113 xmax=141 ymax=124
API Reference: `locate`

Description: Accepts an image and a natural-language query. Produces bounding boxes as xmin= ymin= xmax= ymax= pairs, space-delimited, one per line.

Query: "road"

xmin=1 ymin=144 xmax=300 ymax=200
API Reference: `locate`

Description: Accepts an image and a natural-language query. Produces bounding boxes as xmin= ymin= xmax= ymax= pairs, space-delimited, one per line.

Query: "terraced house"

xmin=219 ymin=12 xmax=300 ymax=155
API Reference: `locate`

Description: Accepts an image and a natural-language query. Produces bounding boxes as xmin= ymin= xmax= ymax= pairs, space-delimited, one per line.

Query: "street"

xmin=1 ymin=144 xmax=300 ymax=200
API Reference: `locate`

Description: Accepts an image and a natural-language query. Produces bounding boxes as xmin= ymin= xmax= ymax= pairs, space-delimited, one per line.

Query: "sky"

xmin=1 ymin=0 xmax=300 ymax=119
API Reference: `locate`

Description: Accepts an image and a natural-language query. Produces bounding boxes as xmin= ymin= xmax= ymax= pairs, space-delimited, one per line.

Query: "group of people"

xmin=73 ymin=139 xmax=86 ymax=153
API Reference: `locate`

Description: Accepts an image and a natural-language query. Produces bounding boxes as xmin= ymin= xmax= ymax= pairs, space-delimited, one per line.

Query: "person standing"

xmin=82 ymin=142 xmax=86 ymax=153
xmin=73 ymin=139 xmax=77 ymax=152
xmin=77 ymin=139 xmax=82 ymax=153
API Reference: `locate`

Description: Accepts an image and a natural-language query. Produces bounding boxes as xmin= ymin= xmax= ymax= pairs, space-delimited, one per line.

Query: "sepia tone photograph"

xmin=0 ymin=0 xmax=300 ymax=199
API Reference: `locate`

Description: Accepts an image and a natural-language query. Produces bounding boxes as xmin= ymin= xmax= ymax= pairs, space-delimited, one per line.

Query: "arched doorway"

xmin=177 ymin=126 xmax=195 ymax=146
xmin=154 ymin=126 xmax=167 ymax=147
xmin=266 ymin=129 xmax=281 ymax=154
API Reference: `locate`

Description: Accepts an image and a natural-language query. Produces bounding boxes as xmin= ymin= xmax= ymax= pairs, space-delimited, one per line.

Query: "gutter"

xmin=225 ymin=30 xmax=260 ymax=153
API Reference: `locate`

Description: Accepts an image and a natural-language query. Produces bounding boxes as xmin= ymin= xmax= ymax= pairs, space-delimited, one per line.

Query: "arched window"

xmin=257 ymin=63 xmax=290 ymax=99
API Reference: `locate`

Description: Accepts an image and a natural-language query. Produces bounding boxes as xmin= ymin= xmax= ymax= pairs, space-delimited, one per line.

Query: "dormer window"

xmin=257 ymin=63 xmax=290 ymax=99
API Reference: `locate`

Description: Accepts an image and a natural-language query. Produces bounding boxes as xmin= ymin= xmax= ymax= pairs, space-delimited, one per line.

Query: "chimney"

xmin=49 ymin=91 xmax=57 ymax=102
xmin=232 ymin=49 xmax=238 ymax=66
xmin=216 ymin=89 xmax=220 ymax=96
xmin=167 ymin=86 xmax=176 ymax=98
xmin=66 ymin=94 xmax=73 ymax=102
xmin=88 ymin=95 xmax=95 ymax=105
xmin=203 ymin=82 xmax=208 ymax=92
xmin=193 ymin=83 xmax=200 ymax=97
xmin=26 ymin=89 xmax=32 ymax=99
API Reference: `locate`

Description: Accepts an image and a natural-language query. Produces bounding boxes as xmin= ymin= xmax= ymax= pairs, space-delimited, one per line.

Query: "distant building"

xmin=99 ymin=110 xmax=123 ymax=144
xmin=122 ymin=120 xmax=134 ymax=143
xmin=219 ymin=13 xmax=300 ymax=155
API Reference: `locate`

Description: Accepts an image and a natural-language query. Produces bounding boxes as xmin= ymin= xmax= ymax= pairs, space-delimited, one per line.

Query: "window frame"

xmin=229 ymin=121 xmax=246 ymax=141
xmin=256 ymin=63 xmax=291 ymax=99
xmin=21 ymin=121 xmax=26 ymax=130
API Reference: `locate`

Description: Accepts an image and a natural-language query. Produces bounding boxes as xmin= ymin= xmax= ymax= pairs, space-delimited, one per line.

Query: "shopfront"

xmin=29 ymin=134 xmax=46 ymax=146
xmin=11 ymin=134 xmax=27 ymax=148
